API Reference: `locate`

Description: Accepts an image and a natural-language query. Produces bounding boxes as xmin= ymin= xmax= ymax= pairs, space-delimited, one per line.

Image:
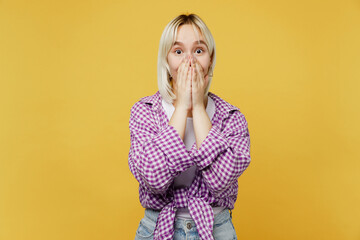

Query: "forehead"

xmin=175 ymin=24 xmax=204 ymax=43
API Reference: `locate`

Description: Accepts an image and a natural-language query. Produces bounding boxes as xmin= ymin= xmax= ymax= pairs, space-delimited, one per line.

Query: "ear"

xmin=210 ymin=52 xmax=214 ymax=65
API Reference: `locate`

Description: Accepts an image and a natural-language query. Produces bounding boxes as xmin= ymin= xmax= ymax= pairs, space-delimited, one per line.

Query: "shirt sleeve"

xmin=128 ymin=101 xmax=194 ymax=195
xmin=191 ymin=110 xmax=251 ymax=197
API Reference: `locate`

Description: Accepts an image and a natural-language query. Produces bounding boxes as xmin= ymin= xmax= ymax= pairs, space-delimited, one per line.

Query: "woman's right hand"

xmin=169 ymin=56 xmax=193 ymax=140
xmin=173 ymin=56 xmax=192 ymax=111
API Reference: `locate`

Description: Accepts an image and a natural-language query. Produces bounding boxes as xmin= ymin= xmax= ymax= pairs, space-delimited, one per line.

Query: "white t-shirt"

xmin=161 ymin=96 xmax=226 ymax=219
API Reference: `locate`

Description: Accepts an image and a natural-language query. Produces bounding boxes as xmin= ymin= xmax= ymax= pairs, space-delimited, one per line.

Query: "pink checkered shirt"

xmin=128 ymin=91 xmax=251 ymax=240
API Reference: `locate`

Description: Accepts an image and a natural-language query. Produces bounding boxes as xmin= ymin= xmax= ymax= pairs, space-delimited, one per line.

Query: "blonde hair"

xmin=157 ymin=14 xmax=216 ymax=103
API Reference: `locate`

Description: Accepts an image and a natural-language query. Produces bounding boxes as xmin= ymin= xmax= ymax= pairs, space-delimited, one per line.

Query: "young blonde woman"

xmin=128 ymin=14 xmax=251 ymax=240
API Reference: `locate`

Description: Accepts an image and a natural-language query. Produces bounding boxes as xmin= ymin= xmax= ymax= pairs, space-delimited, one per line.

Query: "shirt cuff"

xmin=152 ymin=124 xmax=193 ymax=173
xmin=192 ymin=125 xmax=228 ymax=170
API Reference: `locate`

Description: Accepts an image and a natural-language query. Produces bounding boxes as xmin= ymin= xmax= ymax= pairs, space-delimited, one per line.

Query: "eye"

xmin=175 ymin=49 xmax=182 ymax=55
xmin=195 ymin=48 xmax=204 ymax=54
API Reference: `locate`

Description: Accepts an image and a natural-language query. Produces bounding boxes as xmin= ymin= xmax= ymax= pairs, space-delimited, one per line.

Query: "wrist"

xmin=192 ymin=97 xmax=207 ymax=111
xmin=192 ymin=94 xmax=207 ymax=108
xmin=174 ymin=99 xmax=191 ymax=110
xmin=192 ymin=103 xmax=206 ymax=113
xmin=175 ymin=104 xmax=191 ymax=114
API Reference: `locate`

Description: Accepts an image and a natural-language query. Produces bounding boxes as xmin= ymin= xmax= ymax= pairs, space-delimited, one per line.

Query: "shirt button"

xmin=186 ymin=222 xmax=192 ymax=229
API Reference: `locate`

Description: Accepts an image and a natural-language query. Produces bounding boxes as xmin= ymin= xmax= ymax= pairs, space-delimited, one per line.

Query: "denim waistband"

xmin=144 ymin=207 xmax=231 ymax=227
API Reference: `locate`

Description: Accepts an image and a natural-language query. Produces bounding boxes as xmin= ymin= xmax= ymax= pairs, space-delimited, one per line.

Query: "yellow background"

xmin=1 ymin=0 xmax=359 ymax=239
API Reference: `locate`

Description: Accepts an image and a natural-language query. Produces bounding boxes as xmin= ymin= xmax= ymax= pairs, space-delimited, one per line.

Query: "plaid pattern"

xmin=128 ymin=91 xmax=251 ymax=240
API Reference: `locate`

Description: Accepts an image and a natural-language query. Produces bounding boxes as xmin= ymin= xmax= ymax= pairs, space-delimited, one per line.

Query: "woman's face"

xmin=167 ymin=24 xmax=212 ymax=82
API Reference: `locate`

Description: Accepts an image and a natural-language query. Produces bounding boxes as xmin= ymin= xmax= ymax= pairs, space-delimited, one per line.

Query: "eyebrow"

xmin=173 ymin=40 xmax=207 ymax=46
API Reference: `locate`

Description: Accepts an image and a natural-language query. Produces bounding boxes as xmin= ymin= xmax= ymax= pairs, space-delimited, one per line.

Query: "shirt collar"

xmin=208 ymin=92 xmax=239 ymax=115
xmin=140 ymin=91 xmax=239 ymax=116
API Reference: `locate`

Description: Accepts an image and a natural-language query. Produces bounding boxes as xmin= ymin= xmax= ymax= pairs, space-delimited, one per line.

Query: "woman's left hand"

xmin=191 ymin=58 xmax=209 ymax=110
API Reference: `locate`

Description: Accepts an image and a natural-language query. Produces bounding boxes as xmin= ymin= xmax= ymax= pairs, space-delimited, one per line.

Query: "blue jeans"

xmin=135 ymin=208 xmax=237 ymax=240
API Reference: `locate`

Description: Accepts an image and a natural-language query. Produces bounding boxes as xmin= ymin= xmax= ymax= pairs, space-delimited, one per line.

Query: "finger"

xmin=186 ymin=66 xmax=192 ymax=92
xmin=181 ymin=57 xmax=188 ymax=72
xmin=191 ymin=65 xmax=196 ymax=80
xmin=181 ymin=56 xmax=188 ymax=69
xmin=186 ymin=61 xmax=192 ymax=81
xmin=192 ymin=64 xmax=197 ymax=83
xmin=184 ymin=58 xmax=191 ymax=80
xmin=195 ymin=62 xmax=204 ymax=82
xmin=179 ymin=58 xmax=189 ymax=84
xmin=191 ymin=58 xmax=198 ymax=83
xmin=189 ymin=58 xmax=194 ymax=79
xmin=177 ymin=58 xmax=186 ymax=78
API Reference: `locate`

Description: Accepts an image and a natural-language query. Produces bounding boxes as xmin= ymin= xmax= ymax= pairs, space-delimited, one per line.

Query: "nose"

xmin=184 ymin=54 xmax=196 ymax=66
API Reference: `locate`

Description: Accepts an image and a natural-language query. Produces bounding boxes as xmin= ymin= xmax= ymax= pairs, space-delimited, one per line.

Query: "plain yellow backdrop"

xmin=1 ymin=0 xmax=359 ymax=239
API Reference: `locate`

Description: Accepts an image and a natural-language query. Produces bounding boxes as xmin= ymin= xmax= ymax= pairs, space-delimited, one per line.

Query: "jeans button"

xmin=186 ymin=222 xmax=192 ymax=229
